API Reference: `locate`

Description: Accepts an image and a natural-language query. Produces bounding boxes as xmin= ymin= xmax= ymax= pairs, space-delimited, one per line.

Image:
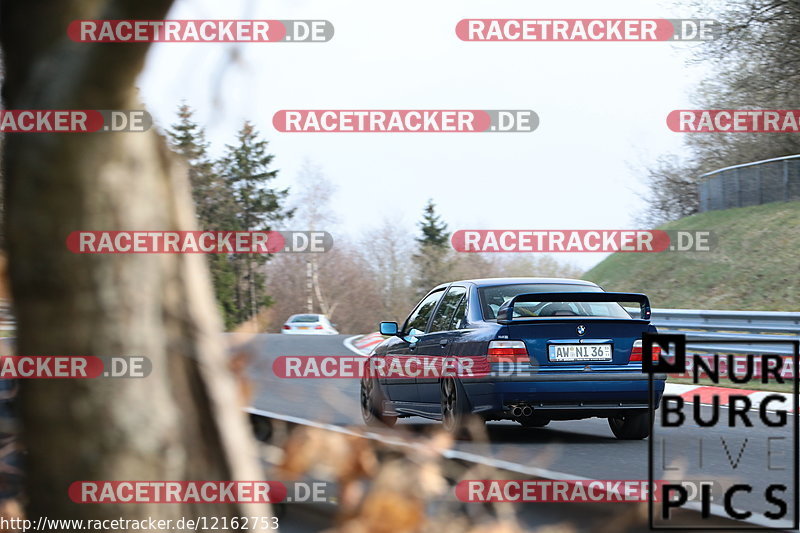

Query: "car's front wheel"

xmin=360 ymin=377 xmax=396 ymax=427
xmin=608 ymin=412 xmax=651 ymax=440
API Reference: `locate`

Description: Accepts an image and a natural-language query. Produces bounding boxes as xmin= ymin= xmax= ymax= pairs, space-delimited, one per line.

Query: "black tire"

xmin=608 ymin=412 xmax=651 ymax=440
xmin=441 ymin=377 xmax=483 ymax=438
xmin=360 ymin=377 xmax=397 ymax=427
xmin=518 ymin=416 xmax=550 ymax=428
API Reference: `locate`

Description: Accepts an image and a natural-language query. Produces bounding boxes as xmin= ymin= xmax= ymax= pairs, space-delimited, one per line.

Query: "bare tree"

xmin=1 ymin=0 xmax=267 ymax=523
xmin=264 ymin=242 xmax=383 ymax=333
xmin=360 ymin=218 xmax=416 ymax=323
xmin=636 ymin=156 xmax=701 ymax=226
xmin=641 ymin=0 xmax=800 ymax=224
xmin=450 ymin=253 xmax=583 ymax=282
xmin=497 ymin=255 xmax=583 ymax=279
xmin=287 ymin=161 xmax=338 ymax=316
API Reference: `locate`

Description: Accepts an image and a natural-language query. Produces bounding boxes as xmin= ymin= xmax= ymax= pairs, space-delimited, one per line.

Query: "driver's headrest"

xmin=489 ymin=295 xmax=506 ymax=305
xmin=540 ymin=302 xmax=573 ymax=316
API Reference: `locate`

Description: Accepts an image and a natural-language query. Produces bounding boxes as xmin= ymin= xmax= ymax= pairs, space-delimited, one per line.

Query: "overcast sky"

xmin=137 ymin=0 xmax=716 ymax=270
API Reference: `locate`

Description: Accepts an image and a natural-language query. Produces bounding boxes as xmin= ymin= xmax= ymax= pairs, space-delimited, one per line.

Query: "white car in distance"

xmin=281 ymin=313 xmax=339 ymax=335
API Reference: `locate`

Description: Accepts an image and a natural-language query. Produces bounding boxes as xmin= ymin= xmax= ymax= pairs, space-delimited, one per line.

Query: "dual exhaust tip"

xmin=511 ymin=405 xmax=533 ymax=418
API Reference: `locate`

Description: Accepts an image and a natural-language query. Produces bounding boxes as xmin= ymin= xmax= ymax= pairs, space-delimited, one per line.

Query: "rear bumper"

xmin=462 ymin=372 xmax=666 ymax=418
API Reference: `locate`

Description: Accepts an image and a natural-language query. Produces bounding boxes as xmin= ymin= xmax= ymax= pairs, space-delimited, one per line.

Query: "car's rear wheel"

xmin=441 ymin=378 xmax=482 ymax=437
xmin=608 ymin=412 xmax=651 ymax=440
xmin=360 ymin=377 xmax=396 ymax=427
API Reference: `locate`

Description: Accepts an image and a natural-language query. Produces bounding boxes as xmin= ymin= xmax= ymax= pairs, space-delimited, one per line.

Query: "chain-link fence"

xmin=698 ymin=154 xmax=800 ymax=212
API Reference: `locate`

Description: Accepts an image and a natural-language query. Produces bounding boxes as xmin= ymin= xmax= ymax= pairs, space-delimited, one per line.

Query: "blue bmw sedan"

xmin=360 ymin=277 xmax=666 ymax=439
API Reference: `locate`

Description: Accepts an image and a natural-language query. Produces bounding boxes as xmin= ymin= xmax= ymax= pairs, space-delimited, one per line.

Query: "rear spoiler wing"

xmin=496 ymin=292 xmax=651 ymax=324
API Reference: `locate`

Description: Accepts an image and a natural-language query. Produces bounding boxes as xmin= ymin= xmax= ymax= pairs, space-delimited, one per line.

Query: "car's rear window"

xmin=290 ymin=315 xmax=320 ymax=323
xmin=479 ymin=284 xmax=628 ymax=320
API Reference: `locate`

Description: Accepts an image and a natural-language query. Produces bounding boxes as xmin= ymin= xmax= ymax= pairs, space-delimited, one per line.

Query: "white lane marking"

xmin=664 ymin=383 xmax=699 ymax=395
xmin=344 ymin=335 xmax=369 ymax=356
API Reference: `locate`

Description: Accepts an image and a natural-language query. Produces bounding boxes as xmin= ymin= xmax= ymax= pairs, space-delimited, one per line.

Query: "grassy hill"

xmin=584 ymin=201 xmax=800 ymax=311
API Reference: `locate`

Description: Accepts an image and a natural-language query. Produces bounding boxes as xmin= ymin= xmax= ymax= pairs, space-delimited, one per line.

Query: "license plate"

xmin=548 ymin=344 xmax=612 ymax=362
xmin=298 ymin=326 xmax=310 ymax=330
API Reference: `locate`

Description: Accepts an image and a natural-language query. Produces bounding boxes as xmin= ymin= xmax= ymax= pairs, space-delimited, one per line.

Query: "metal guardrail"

xmin=651 ymin=308 xmax=800 ymax=356
xmin=698 ymin=153 xmax=800 ymax=212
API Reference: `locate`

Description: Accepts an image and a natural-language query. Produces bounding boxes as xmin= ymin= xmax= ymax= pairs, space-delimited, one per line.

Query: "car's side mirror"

xmin=379 ymin=321 xmax=399 ymax=336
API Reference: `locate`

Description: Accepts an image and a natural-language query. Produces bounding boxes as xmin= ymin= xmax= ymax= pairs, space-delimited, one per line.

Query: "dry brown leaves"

xmin=0 ymin=499 xmax=23 ymax=533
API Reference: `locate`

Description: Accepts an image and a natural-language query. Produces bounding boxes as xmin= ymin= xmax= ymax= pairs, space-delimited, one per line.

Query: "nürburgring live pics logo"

xmin=644 ymin=333 xmax=799 ymax=530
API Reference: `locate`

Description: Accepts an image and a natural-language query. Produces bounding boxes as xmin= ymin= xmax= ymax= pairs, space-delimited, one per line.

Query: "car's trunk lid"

xmin=496 ymin=292 xmax=652 ymax=369
xmin=502 ymin=318 xmax=651 ymax=368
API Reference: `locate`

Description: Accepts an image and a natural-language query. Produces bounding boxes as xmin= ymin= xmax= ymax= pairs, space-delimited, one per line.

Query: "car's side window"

xmin=429 ymin=286 xmax=467 ymax=332
xmin=450 ymin=296 xmax=468 ymax=330
xmin=404 ymin=289 xmax=445 ymax=334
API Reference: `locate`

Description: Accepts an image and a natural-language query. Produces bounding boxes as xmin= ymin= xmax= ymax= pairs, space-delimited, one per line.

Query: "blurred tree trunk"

xmin=1 ymin=0 xmax=268 ymax=524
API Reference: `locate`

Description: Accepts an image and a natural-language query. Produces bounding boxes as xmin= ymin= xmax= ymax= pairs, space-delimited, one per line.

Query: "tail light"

xmin=282 ymin=325 xmax=291 ymax=330
xmin=315 ymin=325 xmax=323 ymax=330
xmin=630 ymin=339 xmax=661 ymax=362
xmin=488 ymin=340 xmax=529 ymax=363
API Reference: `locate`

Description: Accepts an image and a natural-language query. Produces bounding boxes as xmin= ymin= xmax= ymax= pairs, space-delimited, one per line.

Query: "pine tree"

xmin=168 ymin=104 xmax=215 ymax=221
xmin=416 ymin=199 xmax=450 ymax=248
xmin=412 ymin=199 xmax=452 ymax=297
xmin=219 ymin=122 xmax=293 ymax=322
xmin=167 ymin=104 xmax=238 ymax=329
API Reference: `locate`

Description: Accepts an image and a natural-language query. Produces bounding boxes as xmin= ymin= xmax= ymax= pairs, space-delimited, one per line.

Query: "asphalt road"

xmin=242 ymin=333 xmax=797 ymax=529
